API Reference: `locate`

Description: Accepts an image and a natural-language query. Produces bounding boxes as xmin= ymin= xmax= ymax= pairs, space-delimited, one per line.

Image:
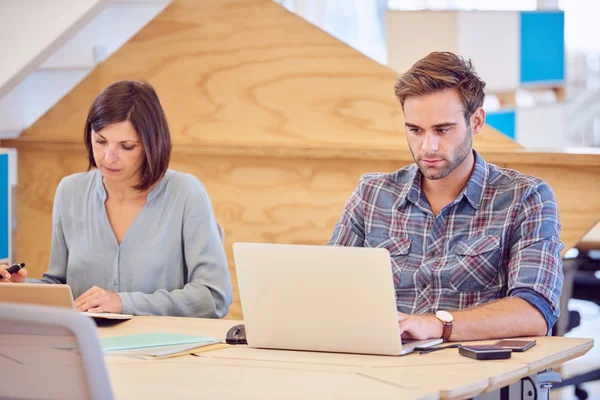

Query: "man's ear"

xmin=470 ymin=107 xmax=486 ymax=135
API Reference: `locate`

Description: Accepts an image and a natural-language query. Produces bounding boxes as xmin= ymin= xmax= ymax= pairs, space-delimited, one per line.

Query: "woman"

xmin=0 ymin=80 xmax=232 ymax=318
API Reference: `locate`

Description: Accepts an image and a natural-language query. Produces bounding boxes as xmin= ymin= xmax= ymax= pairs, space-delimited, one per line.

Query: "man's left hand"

xmin=397 ymin=312 xmax=443 ymax=340
xmin=75 ymin=286 xmax=122 ymax=314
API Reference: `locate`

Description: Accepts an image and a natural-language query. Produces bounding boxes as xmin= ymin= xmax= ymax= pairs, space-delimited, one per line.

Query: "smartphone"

xmin=493 ymin=339 xmax=537 ymax=352
xmin=459 ymin=345 xmax=512 ymax=360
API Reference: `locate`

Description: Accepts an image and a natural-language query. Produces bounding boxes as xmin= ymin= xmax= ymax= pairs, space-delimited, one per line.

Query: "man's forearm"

xmin=449 ymin=297 xmax=547 ymax=341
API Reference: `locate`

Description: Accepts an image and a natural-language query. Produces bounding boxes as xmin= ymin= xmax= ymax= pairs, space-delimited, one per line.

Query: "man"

xmin=328 ymin=52 xmax=563 ymax=342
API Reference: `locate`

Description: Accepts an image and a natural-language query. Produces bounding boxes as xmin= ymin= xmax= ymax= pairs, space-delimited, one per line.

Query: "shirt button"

xmin=421 ymin=283 xmax=427 ymax=289
xmin=428 ymin=251 xmax=436 ymax=257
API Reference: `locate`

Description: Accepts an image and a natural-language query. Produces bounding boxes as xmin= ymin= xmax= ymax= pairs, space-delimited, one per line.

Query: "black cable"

xmin=417 ymin=343 xmax=462 ymax=355
xmin=521 ymin=376 xmax=538 ymax=400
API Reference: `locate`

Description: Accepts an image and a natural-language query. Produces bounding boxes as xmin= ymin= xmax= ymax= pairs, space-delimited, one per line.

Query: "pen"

xmin=5 ymin=263 xmax=26 ymax=275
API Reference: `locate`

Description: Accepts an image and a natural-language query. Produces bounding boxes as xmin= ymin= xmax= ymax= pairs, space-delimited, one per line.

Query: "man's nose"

xmin=422 ymin=132 xmax=439 ymax=152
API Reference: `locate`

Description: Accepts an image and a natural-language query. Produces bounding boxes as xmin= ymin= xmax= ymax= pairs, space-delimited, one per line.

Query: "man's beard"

xmin=409 ymin=128 xmax=473 ymax=181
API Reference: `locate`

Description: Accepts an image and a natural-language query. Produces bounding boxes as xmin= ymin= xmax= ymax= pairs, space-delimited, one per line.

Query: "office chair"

xmin=554 ymin=245 xmax=600 ymax=400
xmin=0 ymin=302 xmax=114 ymax=400
xmin=217 ymin=222 xmax=225 ymax=242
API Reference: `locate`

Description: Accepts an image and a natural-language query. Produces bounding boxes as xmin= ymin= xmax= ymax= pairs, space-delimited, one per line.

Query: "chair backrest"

xmin=217 ymin=223 xmax=225 ymax=242
xmin=0 ymin=303 xmax=114 ymax=400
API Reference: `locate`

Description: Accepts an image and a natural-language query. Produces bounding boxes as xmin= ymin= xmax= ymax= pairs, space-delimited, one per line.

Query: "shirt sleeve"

xmin=507 ymin=181 xmax=564 ymax=328
xmin=27 ymin=179 xmax=68 ymax=285
xmin=327 ymin=178 xmax=366 ymax=247
xmin=511 ymin=287 xmax=557 ymax=332
xmin=119 ymin=191 xmax=233 ymax=318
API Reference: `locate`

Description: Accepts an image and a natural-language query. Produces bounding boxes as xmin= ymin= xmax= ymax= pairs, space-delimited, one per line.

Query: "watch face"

xmin=436 ymin=310 xmax=454 ymax=322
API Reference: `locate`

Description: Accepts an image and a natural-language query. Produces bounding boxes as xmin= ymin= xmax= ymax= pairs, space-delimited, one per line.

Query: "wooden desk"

xmin=98 ymin=317 xmax=593 ymax=400
xmin=577 ymin=221 xmax=600 ymax=251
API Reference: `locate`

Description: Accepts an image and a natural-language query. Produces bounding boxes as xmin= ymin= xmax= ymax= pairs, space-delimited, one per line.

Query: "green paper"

xmin=100 ymin=332 xmax=218 ymax=351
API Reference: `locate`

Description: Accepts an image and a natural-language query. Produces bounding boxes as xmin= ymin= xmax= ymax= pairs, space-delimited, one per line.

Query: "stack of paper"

xmin=101 ymin=332 xmax=221 ymax=359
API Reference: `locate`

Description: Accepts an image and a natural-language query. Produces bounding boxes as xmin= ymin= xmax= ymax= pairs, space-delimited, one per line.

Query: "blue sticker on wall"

xmin=520 ymin=11 xmax=565 ymax=84
xmin=486 ymin=110 xmax=516 ymax=140
xmin=0 ymin=153 xmax=8 ymax=260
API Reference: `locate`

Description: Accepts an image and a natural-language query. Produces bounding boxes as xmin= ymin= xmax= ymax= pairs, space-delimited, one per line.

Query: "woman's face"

xmin=91 ymin=120 xmax=145 ymax=186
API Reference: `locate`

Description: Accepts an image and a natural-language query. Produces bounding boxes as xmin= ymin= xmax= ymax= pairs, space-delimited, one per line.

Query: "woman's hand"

xmin=75 ymin=286 xmax=123 ymax=313
xmin=0 ymin=264 xmax=28 ymax=283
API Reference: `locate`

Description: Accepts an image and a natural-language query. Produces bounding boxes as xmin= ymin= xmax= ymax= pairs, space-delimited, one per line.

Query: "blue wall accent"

xmin=520 ymin=11 xmax=565 ymax=84
xmin=0 ymin=154 xmax=8 ymax=260
xmin=486 ymin=110 xmax=516 ymax=140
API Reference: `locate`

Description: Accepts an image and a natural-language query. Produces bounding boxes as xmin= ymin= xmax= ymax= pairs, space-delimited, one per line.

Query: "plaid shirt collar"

xmin=401 ymin=149 xmax=488 ymax=211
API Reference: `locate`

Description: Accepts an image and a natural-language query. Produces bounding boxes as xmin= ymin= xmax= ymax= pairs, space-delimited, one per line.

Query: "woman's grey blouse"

xmin=34 ymin=169 xmax=233 ymax=318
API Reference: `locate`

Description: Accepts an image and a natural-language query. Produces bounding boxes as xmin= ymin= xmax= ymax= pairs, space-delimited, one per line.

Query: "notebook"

xmin=101 ymin=333 xmax=218 ymax=351
xmin=101 ymin=333 xmax=220 ymax=358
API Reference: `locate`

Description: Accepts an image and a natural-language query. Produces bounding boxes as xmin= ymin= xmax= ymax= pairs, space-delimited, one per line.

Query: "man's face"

xmin=403 ymin=89 xmax=480 ymax=181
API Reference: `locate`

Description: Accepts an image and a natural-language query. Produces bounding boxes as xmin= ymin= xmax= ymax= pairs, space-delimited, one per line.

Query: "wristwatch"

xmin=435 ymin=310 xmax=454 ymax=342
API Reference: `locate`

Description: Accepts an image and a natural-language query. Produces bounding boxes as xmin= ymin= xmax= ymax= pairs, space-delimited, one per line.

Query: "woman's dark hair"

xmin=84 ymin=80 xmax=171 ymax=191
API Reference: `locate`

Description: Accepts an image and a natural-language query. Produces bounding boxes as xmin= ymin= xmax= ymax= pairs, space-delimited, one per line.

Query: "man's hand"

xmin=75 ymin=286 xmax=122 ymax=314
xmin=397 ymin=312 xmax=444 ymax=340
xmin=0 ymin=264 xmax=28 ymax=283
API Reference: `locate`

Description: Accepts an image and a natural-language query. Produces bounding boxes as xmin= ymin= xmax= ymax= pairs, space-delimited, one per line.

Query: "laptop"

xmin=0 ymin=303 xmax=115 ymax=399
xmin=0 ymin=283 xmax=133 ymax=320
xmin=232 ymin=243 xmax=442 ymax=356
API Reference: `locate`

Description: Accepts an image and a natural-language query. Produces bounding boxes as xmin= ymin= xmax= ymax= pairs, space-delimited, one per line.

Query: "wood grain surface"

xmin=3 ymin=0 xmax=599 ymax=320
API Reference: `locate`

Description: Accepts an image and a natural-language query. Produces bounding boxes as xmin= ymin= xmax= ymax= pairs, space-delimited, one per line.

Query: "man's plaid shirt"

xmin=328 ymin=151 xmax=563 ymax=327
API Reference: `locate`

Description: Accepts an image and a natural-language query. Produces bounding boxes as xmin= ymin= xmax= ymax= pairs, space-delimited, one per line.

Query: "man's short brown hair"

xmin=84 ymin=80 xmax=171 ymax=191
xmin=394 ymin=52 xmax=486 ymax=123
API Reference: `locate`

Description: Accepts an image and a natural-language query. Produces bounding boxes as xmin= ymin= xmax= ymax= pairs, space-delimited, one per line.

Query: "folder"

xmin=101 ymin=332 xmax=219 ymax=352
